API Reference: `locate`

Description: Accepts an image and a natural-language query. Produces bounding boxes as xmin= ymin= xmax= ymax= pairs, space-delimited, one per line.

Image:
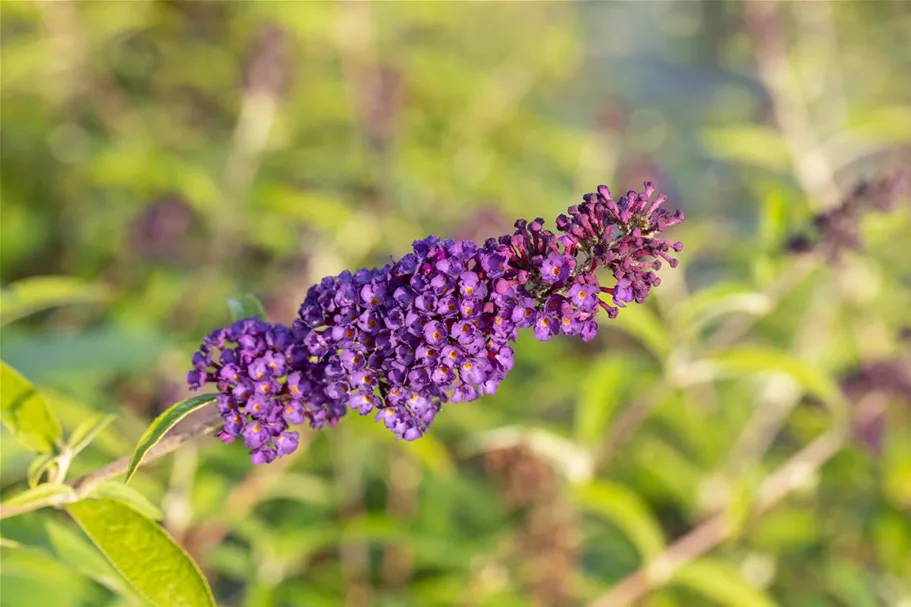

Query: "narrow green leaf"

xmin=125 ymin=393 xmax=217 ymax=483
xmin=574 ymin=354 xmax=636 ymax=447
xmin=89 ymin=481 xmax=163 ymax=520
xmin=673 ymin=283 xmax=771 ymax=333
xmin=0 ymin=361 xmax=62 ymax=453
xmin=67 ymin=498 xmax=215 ymax=607
xmin=1 ymin=483 xmax=75 ymax=510
xmin=606 ymin=305 xmax=671 ymax=361
xmin=44 ymin=518 xmax=147 ymax=605
xmin=670 ymin=558 xmax=778 ymax=607
xmin=227 ymin=294 xmax=266 ymax=321
xmin=67 ymin=413 xmax=117 ymax=456
xmin=27 ymin=453 xmax=58 ymax=488
xmin=573 ymin=481 xmax=665 ymax=559
xmin=705 ymin=347 xmax=849 ymax=411
xmin=0 ymin=275 xmax=109 ymax=325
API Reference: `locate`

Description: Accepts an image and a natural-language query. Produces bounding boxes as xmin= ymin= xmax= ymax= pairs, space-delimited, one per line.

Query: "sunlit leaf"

xmin=0 ymin=276 xmax=109 ymax=325
xmin=0 ymin=361 xmax=62 ymax=454
xmin=88 ymin=481 xmax=163 ymax=521
xmin=125 ymin=393 xmax=217 ymax=483
xmin=67 ymin=498 xmax=215 ymax=607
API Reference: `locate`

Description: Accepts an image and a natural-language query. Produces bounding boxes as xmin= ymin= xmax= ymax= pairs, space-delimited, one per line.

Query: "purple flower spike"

xmin=189 ymin=181 xmax=683 ymax=465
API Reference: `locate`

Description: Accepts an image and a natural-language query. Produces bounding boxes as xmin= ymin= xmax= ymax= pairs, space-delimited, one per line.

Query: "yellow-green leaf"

xmin=0 ymin=361 xmax=62 ymax=454
xmin=67 ymin=498 xmax=215 ymax=607
xmin=700 ymin=125 xmax=790 ymax=172
xmin=88 ymin=481 xmax=163 ymax=521
xmin=573 ymin=481 xmax=665 ymax=559
xmin=670 ymin=558 xmax=778 ymax=607
xmin=44 ymin=518 xmax=146 ymax=605
xmin=1 ymin=483 xmax=75 ymax=511
xmin=0 ymin=276 xmax=109 ymax=325
xmin=67 ymin=413 xmax=117 ymax=456
xmin=574 ymin=354 xmax=636 ymax=447
xmin=27 ymin=453 xmax=58 ymax=488
xmin=125 ymin=393 xmax=217 ymax=483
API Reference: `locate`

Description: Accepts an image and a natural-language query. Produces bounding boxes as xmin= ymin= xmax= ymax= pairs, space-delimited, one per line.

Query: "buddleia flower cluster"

xmin=188 ymin=182 xmax=684 ymax=464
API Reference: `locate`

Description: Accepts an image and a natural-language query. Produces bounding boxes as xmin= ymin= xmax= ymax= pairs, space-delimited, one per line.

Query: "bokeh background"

xmin=2 ymin=2 xmax=910 ymax=606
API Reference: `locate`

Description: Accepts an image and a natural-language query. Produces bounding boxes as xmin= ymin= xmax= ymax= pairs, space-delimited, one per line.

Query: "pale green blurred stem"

xmin=0 ymin=416 xmax=222 ymax=521
xmin=745 ymin=0 xmax=841 ymax=210
xmin=216 ymin=91 xmax=278 ymax=263
xmin=332 ymin=425 xmax=374 ymax=607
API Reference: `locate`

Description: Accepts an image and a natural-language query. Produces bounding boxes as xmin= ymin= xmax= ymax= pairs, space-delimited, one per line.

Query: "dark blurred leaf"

xmin=125 ymin=393 xmax=217 ymax=483
xmin=0 ymin=326 xmax=168 ymax=383
xmin=67 ymin=498 xmax=215 ymax=607
xmin=227 ymin=294 xmax=267 ymax=322
xmin=0 ymin=361 xmax=62 ymax=453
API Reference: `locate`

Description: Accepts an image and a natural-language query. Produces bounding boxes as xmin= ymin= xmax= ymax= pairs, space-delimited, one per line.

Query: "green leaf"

xmin=44 ymin=518 xmax=147 ymax=605
xmin=670 ymin=558 xmax=778 ymax=607
xmin=67 ymin=413 xmax=117 ymax=456
xmin=0 ymin=543 xmax=101 ymax=606
xmin=0 ymin=275 xmax=109 ymax=325
xmin=227 ymin=294 xmax=266 ymax=321
xmin=27 ymin=453 xmax=58 ymax=487
xmin=88 ymin=481 xmax=163 ymax=521
xmin=0 ymin=361 xmax=62 ymax=453
xmin=1 ymin=482 xmax=75 ymax=511
xmin=574 ymin=354 xmax=637 ymax=447
xmin=673 ymin=284 xmax=771 ymax=333
xmin=66 ymin=498 xmax=215 ymax=607
xmin=700 ymin=125 xmax=791 ymax=172
xmin=573 ymin=481 xmax=665 ymax=559
xmin=125 ymin=393 xmax=217 ymax=483
xmin=703 ymin=347 xmax=849 ymax=412
xmin=606 ymin=305 xmax=671 ymax=361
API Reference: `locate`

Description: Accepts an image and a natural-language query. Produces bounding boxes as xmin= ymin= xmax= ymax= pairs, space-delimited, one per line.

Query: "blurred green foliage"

xmin=1 ymin=2 xmax=910 ymax=607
